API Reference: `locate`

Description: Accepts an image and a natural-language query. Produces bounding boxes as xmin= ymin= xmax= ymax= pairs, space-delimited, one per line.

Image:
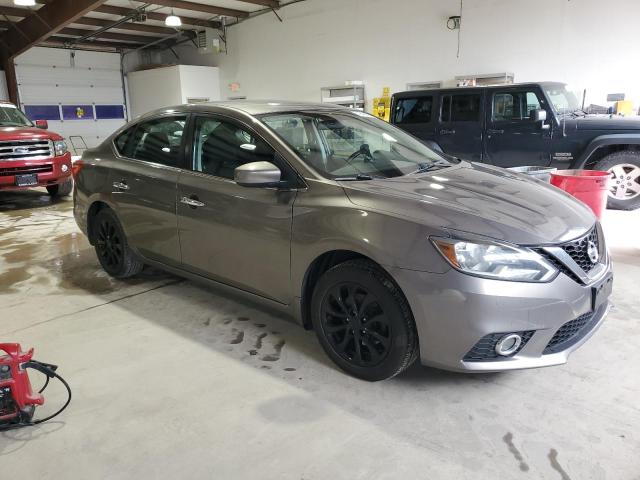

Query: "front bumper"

xmin=0 ymin=153 xmax=73 ymax=190
xmin=391 ymin=262 xmax=612 ymax=372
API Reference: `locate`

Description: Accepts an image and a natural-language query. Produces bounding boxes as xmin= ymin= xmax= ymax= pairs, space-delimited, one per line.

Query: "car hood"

xmin=575 ymin=115 xmax=640 ymax=131
xmin=0 ymin=126 xmax=61 ymax=141
xmin=341 ymin=162 xmax=595 ymax=245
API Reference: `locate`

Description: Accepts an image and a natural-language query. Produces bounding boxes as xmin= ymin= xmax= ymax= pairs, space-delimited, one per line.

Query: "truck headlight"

xmin=431 ymin=237 xmax=558 ymax=282
xmin=53 ymin=140 xmax=68 ymax=157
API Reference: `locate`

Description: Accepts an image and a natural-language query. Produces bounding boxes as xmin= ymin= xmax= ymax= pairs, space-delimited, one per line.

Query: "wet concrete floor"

xmin=1 ymin=188 xmax=639 ymax=479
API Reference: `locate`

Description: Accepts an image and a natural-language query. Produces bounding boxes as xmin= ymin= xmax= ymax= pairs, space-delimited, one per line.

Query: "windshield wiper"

xmin=334 ymin=173 xmax=375 ymax=181
xmin=407 ymin=162 xmax=450 ymax=175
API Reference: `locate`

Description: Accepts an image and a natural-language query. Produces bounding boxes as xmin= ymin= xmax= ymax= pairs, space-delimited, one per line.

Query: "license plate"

xmin=592 ymin=273 xmax=613 ymax=310
xmin=15 ymin=173 xmax=38 ymax=186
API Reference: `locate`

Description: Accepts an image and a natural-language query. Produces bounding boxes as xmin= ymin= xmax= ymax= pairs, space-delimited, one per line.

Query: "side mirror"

xmin=35 ymin=119 xmax=48 ymax=129
xmin=235 ymin=161 xmax=282 ymax=188
xmin=530 ymin=109 xmax=547 ymax=123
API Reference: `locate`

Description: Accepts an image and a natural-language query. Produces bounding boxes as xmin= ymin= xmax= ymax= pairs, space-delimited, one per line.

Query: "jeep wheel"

xmin=46 ymin=178 xmax=73 ymax=198
xmin=310 ymin=259 xmax=418 ymax=381
xmin=595 ymin=151 xmax=640 ymax=210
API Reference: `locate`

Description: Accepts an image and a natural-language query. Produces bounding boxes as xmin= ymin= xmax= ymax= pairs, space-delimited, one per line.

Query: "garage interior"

xmin=1 ymin=0 xmax=639 ymax=479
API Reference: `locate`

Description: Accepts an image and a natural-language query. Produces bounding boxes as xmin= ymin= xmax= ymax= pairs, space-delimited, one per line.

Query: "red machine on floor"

xmin=0 ymin=343 xmax=71 ymax=431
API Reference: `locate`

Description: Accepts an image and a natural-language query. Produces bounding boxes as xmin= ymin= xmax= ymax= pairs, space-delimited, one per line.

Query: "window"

xmin=193 ymin=116 xmax=275 ymax=180
xmin=441 ymin=94 xmax=481 ymax=122
xmin=393 ymin=97 xmax=433 ymax=124
xmin=492 ymin=91 xmax=542 ymax=121
xmin=260 ymin=111 xmax=450 ymax=180
xmin=129 ymin=116 xmax=186 ymax=166
xmin=114 ymin=128 xmax=133 ymax=156
xmin=0 ymin=105 xmax=32 ymax=127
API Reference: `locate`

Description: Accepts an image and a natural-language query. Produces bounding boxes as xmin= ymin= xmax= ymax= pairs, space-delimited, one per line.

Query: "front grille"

xmin=535 ymin=250 xmax=582 ymax=283
xmin=560 ymin=227 xmax=599 ymax=273
xmin=0 ymin=164 xmax=52 ymax=177
xmin=0 ymin=139 xmax=53 ymax=161
xmin=463 ymin=331 xmax=535 ymax=361
xmin=543 ymin=311 xmax=594 ymax=354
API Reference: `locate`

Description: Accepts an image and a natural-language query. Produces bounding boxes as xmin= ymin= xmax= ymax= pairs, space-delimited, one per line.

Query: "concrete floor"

xmin=0 ymin=189 xmax=639 ymax=480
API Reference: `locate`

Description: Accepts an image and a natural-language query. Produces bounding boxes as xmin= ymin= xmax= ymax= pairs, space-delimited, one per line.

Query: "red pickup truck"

xmin=0 ymin=101 xmax=73 ymax=197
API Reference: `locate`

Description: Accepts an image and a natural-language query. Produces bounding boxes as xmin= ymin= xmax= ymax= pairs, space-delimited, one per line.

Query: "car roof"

xmin=141 ymin=100 xmax=351 ymax=120
xmin=393 ymin=81 xmax=567 ymax=98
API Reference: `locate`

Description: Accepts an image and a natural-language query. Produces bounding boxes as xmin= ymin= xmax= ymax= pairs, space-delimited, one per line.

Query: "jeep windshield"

xmin=259 ymin=110 xmax=452 ymax=180
xmin=0 ymin=104 xmax=33 ymax=127
xmin=543 ymin=84 xmax=581 ymax=115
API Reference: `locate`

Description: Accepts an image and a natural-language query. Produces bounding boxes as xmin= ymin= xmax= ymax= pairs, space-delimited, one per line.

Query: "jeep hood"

xmin=575 ymin=115 xmax=640 ymax=131
xmin=341 ymin=162 xmax=595 ymax=245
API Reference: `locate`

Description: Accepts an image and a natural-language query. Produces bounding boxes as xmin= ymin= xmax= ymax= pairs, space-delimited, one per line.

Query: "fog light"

xmin=61 ymin=164 xmax=69 ymax=173
xmin=495 ymin=334 xmax=522 ymax=356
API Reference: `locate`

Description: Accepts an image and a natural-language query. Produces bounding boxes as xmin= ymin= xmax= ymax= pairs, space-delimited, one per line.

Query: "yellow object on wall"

xmin=373 ymin=86 xmax=391 ymax=122
xmin=614 ymin=100 xmax=633 ymax=116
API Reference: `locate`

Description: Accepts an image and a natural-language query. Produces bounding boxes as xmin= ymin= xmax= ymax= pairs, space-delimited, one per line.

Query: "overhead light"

xmin=14 ymin=0 xmax=37 ymax=6
xmin=165 ymin=10 xmax=182 ymax=27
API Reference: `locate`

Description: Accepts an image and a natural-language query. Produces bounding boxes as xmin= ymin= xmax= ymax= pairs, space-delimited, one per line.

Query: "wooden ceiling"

xmin=0 ymin=0 xmax=282 ymax=57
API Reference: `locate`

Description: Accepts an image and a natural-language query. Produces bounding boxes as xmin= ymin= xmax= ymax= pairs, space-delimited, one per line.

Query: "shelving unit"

xmin=321 ymin=82 xmax=366 ymax=110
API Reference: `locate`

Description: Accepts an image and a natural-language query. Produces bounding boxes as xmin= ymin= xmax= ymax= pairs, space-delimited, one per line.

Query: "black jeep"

xmin=391 ymin=82 xmax=640 ymax=210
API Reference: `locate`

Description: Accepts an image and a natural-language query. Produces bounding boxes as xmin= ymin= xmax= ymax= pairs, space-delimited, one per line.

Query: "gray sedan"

xmin=73 ymin=101 xmax=613 ymax=381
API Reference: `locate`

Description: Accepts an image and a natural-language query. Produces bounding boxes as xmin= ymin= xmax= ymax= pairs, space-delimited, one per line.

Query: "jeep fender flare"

xmin=574 ymin=134 xmax=640 ymax=168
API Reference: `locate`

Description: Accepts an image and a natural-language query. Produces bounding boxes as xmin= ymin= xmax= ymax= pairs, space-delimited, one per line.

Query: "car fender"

xmin=574 ymin=134 xmax=640 ymax=168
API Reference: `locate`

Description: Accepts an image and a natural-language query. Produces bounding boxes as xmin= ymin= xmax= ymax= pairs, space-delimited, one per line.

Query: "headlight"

xmin=54 ymin=140 xmax=68 ymax=157
xmin=431 ymin=237 xmax=558 ymax=282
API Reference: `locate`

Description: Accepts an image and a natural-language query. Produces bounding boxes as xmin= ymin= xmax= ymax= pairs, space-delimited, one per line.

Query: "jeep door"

xmin=176 ymin=114 xmax=296 ymax=304
xmin=391 ymin=93 xmax=437 ymax=143
xmin=436 ymin=92 xmax=484 ymax=161
xmin=108 ymin=114 xmax=187 ymax=267
xmin=484 ymin=87 xmax=553 ymax=167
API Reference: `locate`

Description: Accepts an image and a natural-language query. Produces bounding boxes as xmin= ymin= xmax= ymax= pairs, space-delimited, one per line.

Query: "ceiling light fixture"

xmin=14 ymin=0 xmax=37 ymax=6
xmin=165 ymin=10 xmax=182 ymax=27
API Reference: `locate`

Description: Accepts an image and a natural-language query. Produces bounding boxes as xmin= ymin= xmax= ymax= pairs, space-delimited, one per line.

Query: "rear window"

xmin=114 ymin=128 xmax=133 ymax=155
xmin=393 ymin=96 xmax=433 ymax=124
xmin=441 ymin=94 xmax=481 ymax=122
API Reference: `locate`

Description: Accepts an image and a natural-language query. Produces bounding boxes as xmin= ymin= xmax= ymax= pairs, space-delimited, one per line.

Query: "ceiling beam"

xmin=146 ymin=0 xmax=249 ymax=18
xmin=236 ymin=0 xmax=279 ymax=7
xmin=75 ymin=16 xmax=176 ymax=35
xmin=57 ymin=27 xmax=162 ymax=44
xmin=0 ymin=6 xmax=33 ymax=17
xmin=0 ymin=0 xmax=108 ymax=59
xmin=95 ymin=5 xmax=221 ymax=28
xmin=43 ymin=35 xmax=138 ymax=50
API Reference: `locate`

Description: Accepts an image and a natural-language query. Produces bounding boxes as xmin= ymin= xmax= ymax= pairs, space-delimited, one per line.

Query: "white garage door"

xmin=15 ymin=47 xmax=127 ymax=155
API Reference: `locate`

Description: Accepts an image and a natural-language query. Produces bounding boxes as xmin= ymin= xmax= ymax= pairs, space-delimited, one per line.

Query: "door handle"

xmin=180 ymin=195 xmax=205 ymax=208
xmin=487 ymin=129 xmax=504 ymax=134
xmin=112 ymin=181 xmax=129 ymax=191
xmin=439 ymin=129 xmax=455 ymax=135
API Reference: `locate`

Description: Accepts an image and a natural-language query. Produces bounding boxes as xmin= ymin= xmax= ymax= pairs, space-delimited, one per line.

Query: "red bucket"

xmin=550 ymin=170 xmax=610 ymax=219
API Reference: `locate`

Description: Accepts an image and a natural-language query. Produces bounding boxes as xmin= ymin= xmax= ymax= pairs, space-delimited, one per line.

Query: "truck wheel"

xmin=310 ymin=259 xmax=419 ymax=381
xmin=92 ymin=208 xmax=144 ymax=278
xmin=46 ymin=178 xmax=73 ymax=197
xmin=596 ymin=151 xmax=640 ymax=210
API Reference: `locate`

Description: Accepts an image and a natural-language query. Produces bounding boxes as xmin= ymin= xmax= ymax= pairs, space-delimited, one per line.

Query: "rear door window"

xmin=441 ymin=93 xmax=481 ymax=122
xmin=129 ymin=116 xmax=187 ymax=167
xmin=393 ymin=96 xmax=433 ymax=124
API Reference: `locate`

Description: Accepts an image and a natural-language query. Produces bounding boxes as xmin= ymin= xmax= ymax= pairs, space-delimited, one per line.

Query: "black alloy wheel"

xmin=311 ymin=259 xmax=418 ymax=381
xmin=320 ymin=283 xmax=391 ymax=367
xmin=92 ymin=208 xmax=143 ymax=278
xmin=96 ymin=217 xmax=124 ymax=271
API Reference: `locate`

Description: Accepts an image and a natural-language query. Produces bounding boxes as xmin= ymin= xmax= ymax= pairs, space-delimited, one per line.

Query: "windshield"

xmin=259 ymin=110 xmax=451 ymax=179
xmin=0 ymin=105 xmax=32 ymax=127
xmin=543 ymin=84 xmax=580 ymax=114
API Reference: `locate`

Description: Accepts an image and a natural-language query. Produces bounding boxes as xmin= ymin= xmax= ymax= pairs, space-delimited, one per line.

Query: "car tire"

xmin=595 ymin=151 xmax=640 ymax=210
xmin=46 ymin=178 xmax=73 ymax=197
xmin=310 ymin=259 xmax=418 ymax=381
xmin=92 ymin=208 xmax=144 ymax=279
